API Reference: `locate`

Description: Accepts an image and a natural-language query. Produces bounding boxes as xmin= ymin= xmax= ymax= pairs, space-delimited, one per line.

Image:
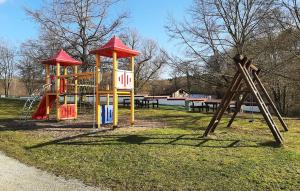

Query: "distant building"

xmin=171 ymin=89 xmax=190 ymax=98
xmin=189 ymin=93 xmax=214 ymax=99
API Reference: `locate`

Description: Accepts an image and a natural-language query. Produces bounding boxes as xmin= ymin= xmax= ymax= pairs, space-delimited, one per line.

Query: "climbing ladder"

xmin=20 ymin=84 xmax=52 ymax=120
xmin=203 ymin=54 xmax=288 ymax=144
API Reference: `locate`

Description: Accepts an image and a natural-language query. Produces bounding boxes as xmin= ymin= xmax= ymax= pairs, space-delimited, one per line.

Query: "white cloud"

xmin=0 ymin=0 xmax=6 ymax=5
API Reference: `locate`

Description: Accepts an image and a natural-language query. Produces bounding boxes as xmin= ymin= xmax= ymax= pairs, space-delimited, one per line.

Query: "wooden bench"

xmin=190 ymin=104 xmax=209 ymax=112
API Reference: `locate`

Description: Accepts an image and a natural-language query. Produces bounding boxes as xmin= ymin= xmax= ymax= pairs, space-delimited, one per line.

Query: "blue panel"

xmin=107 ymin=105 xmax=113 ymax=123
xmin=101 ymin=105 xmax=113 ymax=124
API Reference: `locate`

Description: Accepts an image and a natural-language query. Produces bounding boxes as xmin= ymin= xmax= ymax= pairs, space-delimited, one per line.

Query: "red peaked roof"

xmin=90 ymin=36 xmax=140 ymax=58
xmin=41 ymin=49 xmax=82 ymax=66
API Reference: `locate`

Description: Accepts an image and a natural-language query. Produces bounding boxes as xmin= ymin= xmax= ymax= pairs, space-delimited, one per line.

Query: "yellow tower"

xmin=90 ymin=36 xmax=140 ymax=128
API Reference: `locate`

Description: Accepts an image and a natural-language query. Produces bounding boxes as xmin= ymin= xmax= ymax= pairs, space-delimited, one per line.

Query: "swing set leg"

xmin=227 ymin=92 xmax=249 ymax=127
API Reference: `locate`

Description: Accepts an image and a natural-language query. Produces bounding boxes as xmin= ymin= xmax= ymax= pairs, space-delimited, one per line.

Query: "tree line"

xmin=164 ymin=0 xmax=300 ymax=116
xmin=0 ymin=0 xmax=299 ymax=116
xmin=0 ymin=0 xmax=167 ymax=97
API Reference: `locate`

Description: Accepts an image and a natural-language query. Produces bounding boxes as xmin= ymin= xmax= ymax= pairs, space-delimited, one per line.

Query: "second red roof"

xmin=90 ymin=36 xmax=140 ymax=58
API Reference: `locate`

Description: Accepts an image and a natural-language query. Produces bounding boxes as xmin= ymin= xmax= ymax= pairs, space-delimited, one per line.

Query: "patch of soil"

xmin=0 ymin=114 xmax=168 ymax=139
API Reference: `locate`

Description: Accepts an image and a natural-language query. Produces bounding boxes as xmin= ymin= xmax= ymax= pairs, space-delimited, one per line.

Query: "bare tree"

xmin=0 ymin=44 xmax=15 ymax=97
xmin=166 ymin=55 xmax=198 ymax=92
xmin=18 ymin=43 xmax=45 ymax=95
xmin=246 ymin=27 xmax=300 ymax=115
xmin=17 ymin=30 xmax=66 ymax=95
xmin=166 ymin=0 xmax=277 ymax=66
xmin=121 ymin=30 xmax=168 ymax=93
xmin=26 ymin=0 xmax=128 ymax=70
xmin=280 ymin=0 xmax=300 ymax=30
xmin=165 ymin=0 xmax=300 ymax=115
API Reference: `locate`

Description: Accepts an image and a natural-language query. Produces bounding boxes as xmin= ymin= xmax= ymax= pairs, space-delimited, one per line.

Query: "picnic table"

xmin=185 ymin=98 xmax=208 ymax=112
xmin=140 ymin=98 xmax=159 ymax=108
xmin=122 ymin=99 xmax=141 ymax=107
xmin=123 ymin=98 xmax=159 ymax=108
xmin=204 ymin=99 xmax=236 ymax=112
xmin=186 ymin=99 xmax=236 ymax=113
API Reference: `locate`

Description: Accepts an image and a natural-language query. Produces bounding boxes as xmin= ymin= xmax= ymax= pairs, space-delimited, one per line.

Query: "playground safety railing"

xmin=20 ymin=83 xmax=52 ymax=120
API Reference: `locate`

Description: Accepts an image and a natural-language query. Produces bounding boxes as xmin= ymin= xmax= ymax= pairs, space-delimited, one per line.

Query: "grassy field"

xmin=0 ymin=98 xmax=299 ymax=190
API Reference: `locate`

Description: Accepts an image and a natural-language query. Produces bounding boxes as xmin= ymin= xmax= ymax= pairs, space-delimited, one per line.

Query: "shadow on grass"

xmin=26 ymin=131 xmax=281 ymax=150
xmin=0 ymin=118 xmax=98 ymax=131
xmin=141 ymin=114 xmax=232 ymax=131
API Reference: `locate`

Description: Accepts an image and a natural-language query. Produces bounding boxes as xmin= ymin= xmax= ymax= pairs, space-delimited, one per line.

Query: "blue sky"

xmin=0 ymin=0 xmax=192 ymax=54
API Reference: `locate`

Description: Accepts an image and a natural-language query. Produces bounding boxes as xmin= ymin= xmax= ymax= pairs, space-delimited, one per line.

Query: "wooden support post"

xmin=74 ymin=65 xmax=78 ymax=119
xmin=106 ymin=84 xmax=110 ymax=105
xmin=45 ymin=64 xmax=50 ymax=119
xmin=113 ymin=51 xmax=118 ymax=127
xmin=227 ymin=64 xmax=253 ymax=128
xmin=204 ymin=57 xmax=249 ymax=136
xmin=209 ymin=58 xmax=250 ymax=133
xmin=56 ymin=63 xmax=61 ymax=121
xmin=236 ymin=60 xmax=283 ymax=144
xmin=227 ymin=91 xmax=249 ymax=127
xmin=95 ymin=54 xmax=101 ymax=128
xmin=253 ymin=72 xmax=288 ymax=131
xmin=64 ymin=66 xmax=68 ymax=105
xmin=204 ymin=71 xmax=241 ymax=136
xmin=130 ymin=56 xmax=135 ymax=125
xmin=210 ymin=73 xmax=243 ymax=132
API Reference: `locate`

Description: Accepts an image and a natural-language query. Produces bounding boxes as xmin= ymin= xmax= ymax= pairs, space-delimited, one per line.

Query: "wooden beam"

xmin=95 ymin=54 xmax=101 ymax=128
xmin=227 ymin=62 xmax=253 ymax=128
xmin=130 ymin=56 xmax=135 ymax=125
xmin=204 ymin=71 xmax=242 ymax=136
xmin=209 ymin=59 xmax=250 ymax=133
xmin=45 ymin=64 xmax=50 ymax=119
xmin=113 ymin=51 xmax=118 ymax=127
xmin=56 ymin=63 xmax=61 ymax=121
xmin=64 ymin=67 xmax=68 ymax=105
xmin=227 ymin=90 xmax=249 ymax=128
xmin=106 ymin=84 xmax=110 ymax=106
xmin=250 ymin=64 xmax=258 ymax=71
xmin=60 ymin=72 xmax=95 ymax=78
xmin=74 ymin=65 xmax=78 ymax=119
xmin=253 ymin=72 xmax=288 ymax=131
xmin=236 ymin=60 xmax=283 ymax=144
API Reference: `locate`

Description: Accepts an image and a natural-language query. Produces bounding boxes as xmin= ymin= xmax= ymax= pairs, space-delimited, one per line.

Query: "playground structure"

xmin=22 ymin=39 xmax=288 ymax=144
xmin=90 ymin=36 xmax=139 ymax=128
xmin=31 ymin=49 xmax=83 ymax=120
xmin=204 ymin=54 xmax=288 ymax=144
xmin=27 ymin=36 xmax=139 ymax=128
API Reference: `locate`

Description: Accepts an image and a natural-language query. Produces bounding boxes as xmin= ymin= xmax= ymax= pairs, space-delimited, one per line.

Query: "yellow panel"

xmin=56 ymin=63 xmax=60 ymax=120
xmin=113 ymin=51 xmax=118 ymax=127
xmin=95 ymin=54 xmax=101 ymax=128
xmin=130 ymin=56 xmax=135 ymax=125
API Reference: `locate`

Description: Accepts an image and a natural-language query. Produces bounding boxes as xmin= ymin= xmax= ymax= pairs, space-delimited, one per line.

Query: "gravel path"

xmin=0 ymin=152 xmax=107 ymax=191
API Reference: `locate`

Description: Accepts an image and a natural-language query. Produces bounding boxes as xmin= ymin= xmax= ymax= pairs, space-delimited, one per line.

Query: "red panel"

xmin=60 ymin=78 xmax=66 ymax=93
xmin=59 ymin=104 xmax=76 ymax=119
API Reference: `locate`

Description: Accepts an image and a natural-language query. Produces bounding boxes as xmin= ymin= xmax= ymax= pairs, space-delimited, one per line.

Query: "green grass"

xmin=0 ymin=98 xmax=25 ymax=119
xmin=0 ymin=98 xmax=299 ymax=190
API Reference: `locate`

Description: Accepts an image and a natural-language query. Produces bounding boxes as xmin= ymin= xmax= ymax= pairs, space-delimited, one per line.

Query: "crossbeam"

xmin=60 ymin=72 xmax=95 ymax=78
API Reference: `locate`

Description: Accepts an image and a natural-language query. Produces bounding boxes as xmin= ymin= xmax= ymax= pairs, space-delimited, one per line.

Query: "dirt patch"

xmin=0 ymin=114 xmax=168 ymax=139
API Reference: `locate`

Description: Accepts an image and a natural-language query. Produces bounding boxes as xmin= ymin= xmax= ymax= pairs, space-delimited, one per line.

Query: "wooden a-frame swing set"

xmin=204 ymin=54 xmax=288 ymax=145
